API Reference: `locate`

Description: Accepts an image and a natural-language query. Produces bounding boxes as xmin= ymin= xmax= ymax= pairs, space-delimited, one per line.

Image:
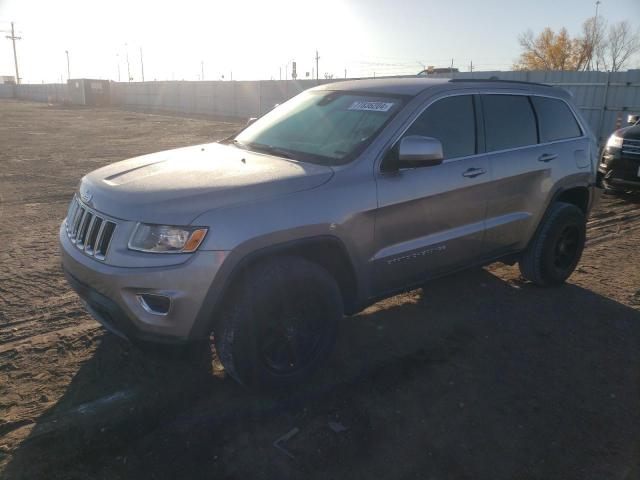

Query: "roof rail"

xmin=448 ymin=78 xmax=552 ymax=87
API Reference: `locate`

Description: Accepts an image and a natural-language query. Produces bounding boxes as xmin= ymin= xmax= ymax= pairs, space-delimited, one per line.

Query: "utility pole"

xmin=125 ymin=44 xmax=131 ymax=82
xmin=65 ymin=50 xmax=70 ymax=80
xmin=450 ymin=58 xmax=454 ymax=73
xmin=4 ymin=22 xmax=22 ymax=84
xmin=200 ymin=60 xmax=204 ymax=81
xmin=344 ymin=68 xmax=347 ymax=79
xmin=116 ymin=53 xmax=121 ymax=81
xmin=140 ymin=47 xmax=145 ymax=82
xmin=469 ymin=60 xmax=473 ymax=72
xmin=315 ymin=49 xmax=320 ymax=81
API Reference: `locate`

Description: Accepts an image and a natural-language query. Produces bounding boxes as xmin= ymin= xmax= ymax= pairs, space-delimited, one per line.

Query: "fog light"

xmin=138 ymin=294 xmax=171 ymax=315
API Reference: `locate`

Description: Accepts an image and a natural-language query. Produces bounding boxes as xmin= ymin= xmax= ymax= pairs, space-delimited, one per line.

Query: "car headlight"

xmin=606 ymin=134 xmax=623 ymax=149
xmin=128 ymin=224 xmax=208 ymax=253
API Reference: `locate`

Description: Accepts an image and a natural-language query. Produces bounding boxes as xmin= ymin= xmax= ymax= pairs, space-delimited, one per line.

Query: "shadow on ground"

xmin=3 ymin=268 xmax=640 ymax=479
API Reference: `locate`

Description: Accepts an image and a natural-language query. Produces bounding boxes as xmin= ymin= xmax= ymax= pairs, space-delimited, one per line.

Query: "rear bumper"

xmin=60 ymin=221 xmax=229 ymax=342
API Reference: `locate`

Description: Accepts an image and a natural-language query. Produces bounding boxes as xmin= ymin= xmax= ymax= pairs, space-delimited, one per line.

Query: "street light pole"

xmin=594 ymin=0 xmax=602 ymax=70
xmin=65 ymin=50 xmax=70 ymax=80
xmin=140 ymin=47 xmax=145 ymax=82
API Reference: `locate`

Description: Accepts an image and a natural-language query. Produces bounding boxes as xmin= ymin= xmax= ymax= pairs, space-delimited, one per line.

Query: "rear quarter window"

xmin=482 ymin=94 xmax=537 ymax=152
xmin=531 ymin=96 xmax=582 ymax=142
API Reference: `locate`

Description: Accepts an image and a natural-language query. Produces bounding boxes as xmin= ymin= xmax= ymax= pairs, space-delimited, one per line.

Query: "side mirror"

xmin=628 ymin=114 xmax=640 ymax=125
xmin=398 ymin=135 xmax=444 ymax=167
xmin=246 ymin=117 xmax=258 ymax=127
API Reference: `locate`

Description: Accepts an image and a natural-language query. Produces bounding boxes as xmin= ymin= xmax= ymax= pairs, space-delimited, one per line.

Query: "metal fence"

xmin=428 ymin=70 xmax=640 ymax=144
xmin=2 ymin=70 xmax=639 ymax=143
xmin=109 ymin=79 xmax=338 ymax=119
xmin=0 ymin=83 xmax=67 ymax=102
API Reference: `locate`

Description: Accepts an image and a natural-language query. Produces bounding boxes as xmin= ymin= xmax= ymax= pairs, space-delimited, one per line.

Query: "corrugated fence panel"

xmin=3 ymin=71 xmax=639 ymax=143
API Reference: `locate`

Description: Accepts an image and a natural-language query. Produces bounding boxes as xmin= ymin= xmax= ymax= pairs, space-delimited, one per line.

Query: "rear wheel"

xmin=214 ymin=256 xmax=342 ymax=390
xmin=519 ymin=202 xmax=586 ymax=286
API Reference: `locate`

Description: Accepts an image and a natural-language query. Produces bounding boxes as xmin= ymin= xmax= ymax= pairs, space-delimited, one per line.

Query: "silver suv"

xmin=60 ymin=78 xmax=600 ymax=389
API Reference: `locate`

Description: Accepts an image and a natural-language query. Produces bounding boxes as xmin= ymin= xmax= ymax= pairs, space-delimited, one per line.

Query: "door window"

xmin=404 ymin=95 xmax=476 ymax=159
xmin=482 ymin=95 xmax=537 ymax=152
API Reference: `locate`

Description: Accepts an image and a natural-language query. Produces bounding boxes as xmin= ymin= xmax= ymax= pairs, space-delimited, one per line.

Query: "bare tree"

xmin=575 ymin=16 xmax=607 ymax=71
xmin=606 ymin=21 xmax=640 ymax=72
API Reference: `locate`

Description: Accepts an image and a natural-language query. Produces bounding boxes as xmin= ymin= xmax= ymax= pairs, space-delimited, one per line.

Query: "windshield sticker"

xmin=348 ymin=101 xmax=395 ymax=112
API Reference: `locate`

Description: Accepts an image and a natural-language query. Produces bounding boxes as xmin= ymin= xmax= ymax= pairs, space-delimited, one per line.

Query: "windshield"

xmin=232 ymin=90 xmax=405 ymax=166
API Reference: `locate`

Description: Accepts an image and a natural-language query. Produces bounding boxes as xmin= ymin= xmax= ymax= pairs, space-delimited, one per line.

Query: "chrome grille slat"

xmin=82 ymin=215 xmax=98 ymax=251
xmin=64 ymin=196 xmax=117 ymax=262
xmin=71 ymin=206 xmax=85 ymax=237
xmin=92 ymin=220 xmax=107 ymax=257
xmin=76 ymin=211 xmax=92 ymax=246
xmin=85 ymin=217 xmax=102 ymax=255
xmin=622 ymin=139 xmax=640 ymax=156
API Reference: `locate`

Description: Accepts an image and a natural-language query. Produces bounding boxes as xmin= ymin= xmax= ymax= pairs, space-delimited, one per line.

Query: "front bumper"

xmin=60 ymin=222 xmax=229 ymax=342
xmin=598 ymin=151 xmax=640 ymax=191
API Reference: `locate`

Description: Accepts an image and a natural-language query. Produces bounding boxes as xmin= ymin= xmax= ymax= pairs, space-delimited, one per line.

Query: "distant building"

xmin=417 ymin=67 xmax=459 ymax=76
xmin=0 ymin=75 xmax=16 ymax=85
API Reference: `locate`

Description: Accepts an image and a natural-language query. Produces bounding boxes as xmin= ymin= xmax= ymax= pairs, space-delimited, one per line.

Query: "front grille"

xmin=65 ymin=196 xmax=117 ymax=261
xmin=622 ymin=138 xmax=640 ymax=157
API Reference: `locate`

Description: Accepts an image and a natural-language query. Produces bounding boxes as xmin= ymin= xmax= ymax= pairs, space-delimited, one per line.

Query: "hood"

xmin=617 ymin=124 xmax=640 ymax=140
xmin=80 ymin=142 xmax=334 ymax=224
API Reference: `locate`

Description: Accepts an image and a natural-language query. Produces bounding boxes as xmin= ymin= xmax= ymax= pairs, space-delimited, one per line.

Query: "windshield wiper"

xmin=246 ymin=143 xmax=296 ymax=160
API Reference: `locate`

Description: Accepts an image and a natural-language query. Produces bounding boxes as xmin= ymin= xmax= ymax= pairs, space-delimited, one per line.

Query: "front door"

xmin=373 ymin=94 xmax=491 ymax=295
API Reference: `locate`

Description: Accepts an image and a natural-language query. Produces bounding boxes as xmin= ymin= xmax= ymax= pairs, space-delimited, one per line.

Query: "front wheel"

xmin=214 ymin=256 xmax=342 ymax=390
xmin=519 ymin=202 xmax=586 ymax=286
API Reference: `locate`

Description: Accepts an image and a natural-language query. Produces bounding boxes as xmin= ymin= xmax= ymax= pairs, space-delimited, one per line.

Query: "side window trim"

xmin=473 ymin=94 xmax=486 ymax=155
xmin=528 ymin=96 xmax=541 ymax=144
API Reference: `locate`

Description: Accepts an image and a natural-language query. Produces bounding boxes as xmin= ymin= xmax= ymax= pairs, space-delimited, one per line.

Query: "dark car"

xmin=599 ymin=114 xmax=640 ymax=192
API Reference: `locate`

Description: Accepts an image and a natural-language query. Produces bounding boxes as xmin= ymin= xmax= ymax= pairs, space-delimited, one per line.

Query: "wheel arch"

xmin=554 ymin=186 xmax=590 ymax=215
xmin=189 ymin=235 xmax=360 ymax=340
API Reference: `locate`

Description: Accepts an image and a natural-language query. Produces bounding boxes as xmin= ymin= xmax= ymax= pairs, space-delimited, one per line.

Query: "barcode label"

xmin=348 ymin=101 xmax=394 ymax=112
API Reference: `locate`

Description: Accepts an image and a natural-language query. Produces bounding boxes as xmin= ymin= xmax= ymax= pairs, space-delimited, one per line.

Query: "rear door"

xmin=481 ymin=93 xmax=587 ymax=256
xmin=373 ymin=93 xmax=492 ymax=294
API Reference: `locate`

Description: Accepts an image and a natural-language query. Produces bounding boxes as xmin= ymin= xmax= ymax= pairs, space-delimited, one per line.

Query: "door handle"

xmin=538 ymin=153 xmax=558 ymax=162
xmin=462 ymin=167 xmax=487 ymax=178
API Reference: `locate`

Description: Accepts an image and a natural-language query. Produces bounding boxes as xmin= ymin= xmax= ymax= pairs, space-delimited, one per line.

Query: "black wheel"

xmin=214 ymin=256 xmax=342 ymax=390
xmin=519 ymin=202 xmax=586 ymax=286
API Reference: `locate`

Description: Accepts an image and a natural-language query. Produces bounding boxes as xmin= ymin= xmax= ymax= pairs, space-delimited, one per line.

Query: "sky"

xmin=0 ymin=0 xmax=639 ymax=84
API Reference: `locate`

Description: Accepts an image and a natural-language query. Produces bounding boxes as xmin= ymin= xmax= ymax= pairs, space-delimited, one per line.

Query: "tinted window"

xmin=482 ymin=95 xmax=537 ymax=151
xmin=405 ymin=95 xmax=476 ymax=159
xmin=531 ymin=96 xmax=582 ymax=142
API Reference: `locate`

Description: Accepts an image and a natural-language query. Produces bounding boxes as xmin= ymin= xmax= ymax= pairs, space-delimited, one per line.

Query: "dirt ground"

xmin=1 ymin=99 xmax=640 ymax=480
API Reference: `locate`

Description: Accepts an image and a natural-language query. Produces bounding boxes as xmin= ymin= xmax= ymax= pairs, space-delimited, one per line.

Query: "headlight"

xmin=606 ymin=134 xmax=623 ymax=149
xmin=128 ymin=224 xmax=208 ymax=253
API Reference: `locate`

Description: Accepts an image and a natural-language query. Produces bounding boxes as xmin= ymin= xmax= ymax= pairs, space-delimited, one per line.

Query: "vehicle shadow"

xmin=3 ymin=267 xmax=640 ymax=479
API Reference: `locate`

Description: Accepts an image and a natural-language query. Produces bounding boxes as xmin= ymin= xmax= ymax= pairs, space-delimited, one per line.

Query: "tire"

xmin=214 ymin=256 xmax=342 ymax=390
xmin=519 ymin=202 xmax=586 ymax=286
